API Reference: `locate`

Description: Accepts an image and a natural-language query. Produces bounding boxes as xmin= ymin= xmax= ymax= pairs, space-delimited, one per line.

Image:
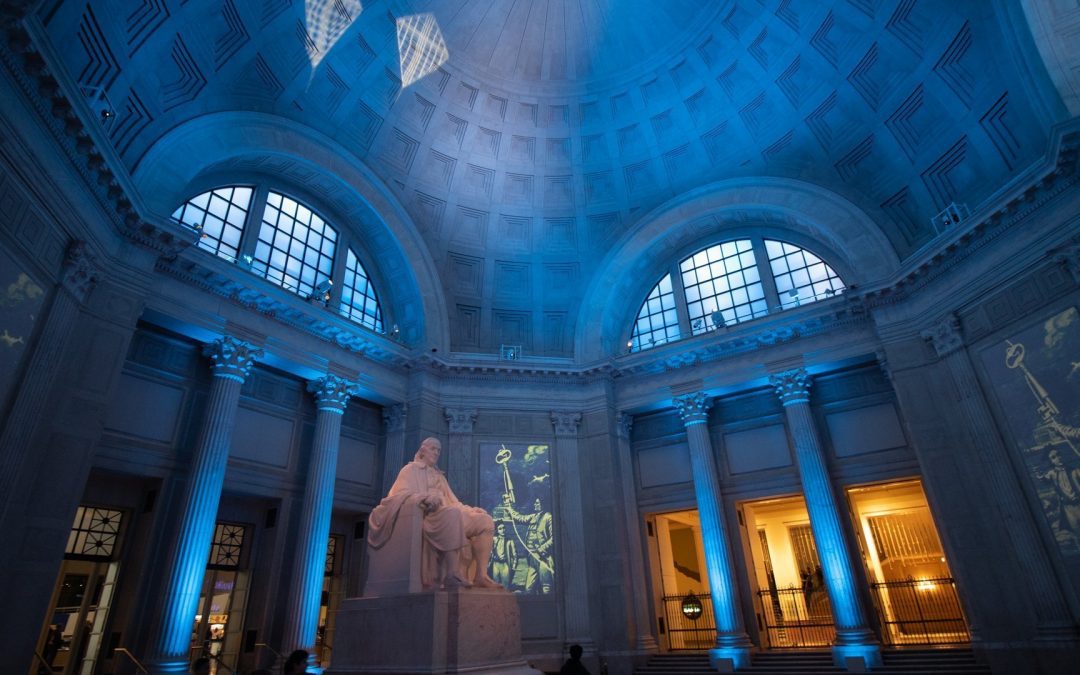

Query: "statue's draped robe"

xmin=368 ymin=460 xmax=487 ymax=586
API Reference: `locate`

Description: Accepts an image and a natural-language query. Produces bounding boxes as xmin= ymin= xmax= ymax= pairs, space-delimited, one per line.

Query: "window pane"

xmin=764 ymin=239 xmax=845 ymax=308
xmin=252 ymin=191 xmax=338 ymax=297
xmin=170 ymin=186 xmax=254 ymax=263
xmin=629 ymin=273 xmax=679 ymax=352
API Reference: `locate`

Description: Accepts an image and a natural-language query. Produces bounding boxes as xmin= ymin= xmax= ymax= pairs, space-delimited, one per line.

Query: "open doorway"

xmin=848 ymin=479 xmax=970 ymax=645
xmin=35 ymin=506 xmax=123 ymax=675
xmin=645 ymin=510 xmax=715 ymax=650
xmin=741 ymin=495 xmax=836 ymax=648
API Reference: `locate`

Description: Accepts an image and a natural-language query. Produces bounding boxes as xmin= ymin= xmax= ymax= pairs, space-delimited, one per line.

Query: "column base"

xmin=831 ymin=643 xmax=882 ymax=671
xmin=147 ymin=659 xmax=190 ymax=675
xmin=709 ymin=646 xmax=752 ymax=672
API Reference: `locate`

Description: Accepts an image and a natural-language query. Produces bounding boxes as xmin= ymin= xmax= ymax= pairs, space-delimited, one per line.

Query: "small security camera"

xmin=100 ymin=108 xmax=115 ymax=122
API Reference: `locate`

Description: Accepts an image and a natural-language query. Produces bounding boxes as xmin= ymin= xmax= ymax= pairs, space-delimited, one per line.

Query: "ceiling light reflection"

xmin=397 ymin=13 xmax=449 ymax=90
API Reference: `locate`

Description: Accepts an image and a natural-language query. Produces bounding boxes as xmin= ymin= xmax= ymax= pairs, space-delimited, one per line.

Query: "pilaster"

xmin=444 ymin=407 xmax=478 ymax=503
xmin=551 ymin=411 xmax=593 ymax=654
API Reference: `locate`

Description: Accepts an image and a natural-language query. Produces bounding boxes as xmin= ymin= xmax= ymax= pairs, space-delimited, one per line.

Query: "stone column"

xmin=149 ymin=337 xmax=262 ymax=674
xmin=922 ymin=314 xmax=1076 ymax=639
xmin=551 ymin=411 xmax=594 ymax=654
xmin=380 ymin=403 xmax=407 ymax=495
xmin=672 ymin=393 xmax=751 ymax=671
xmin=615 ymin=413 xmax=660 ymax=652
xmin=444 ymin=407 xmax=478 ymax=502
xmin=283 ymin=375 xmax=357 ymax=659
xmin=769 ymin=369 xmax=881 ymax=670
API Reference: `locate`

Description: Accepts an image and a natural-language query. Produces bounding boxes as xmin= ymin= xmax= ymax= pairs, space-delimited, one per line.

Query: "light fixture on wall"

xmin=500 ymin=344 xmax=521 ymax=361
xmin=79 ymin=85 xmax=116 ymax=127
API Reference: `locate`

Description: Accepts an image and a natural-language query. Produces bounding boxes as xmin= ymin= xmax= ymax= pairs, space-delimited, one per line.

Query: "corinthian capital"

xmin=204 ymin=336 xmax=262 ymax=382
xmin=673 ymin=392 xmax=711 ymax=425
xmin=770 ymin=368 xmax=812 ymax=406
xmin=61 ymin=240 xmax=99 ymax=303
xmin=551 ymin=411 xmax=582 ymax=436
xmin=383 ymin=403 xmax=406 ymax=432
xmin=921 ymin=313 xmax=964 ymax=358
xmin=445 ymin=408 xmax=477 ymax=434
xmin=616 ymin=412 xmax=633 ymax=439
xmin=308 ymin=374 xmax=359 ymax=414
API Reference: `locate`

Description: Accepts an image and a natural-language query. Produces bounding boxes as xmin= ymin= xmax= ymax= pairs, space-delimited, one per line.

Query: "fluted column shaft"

xmin=552 ymin=411 xmax=593 ymax=651
xmin=150 ymin=337 xmax=261 ymax=674
xmin=771 ymin=370 xmax=880 ymax=669
xmin=616 ymin=413 xmax=659 ymax=652
xmin=283 ymin=375 xmax=357 ymax=656
xmin=672 ymin=393 xmax=751 ymax=669
xmin=923 ymin=315 xmax=1075 ymax=637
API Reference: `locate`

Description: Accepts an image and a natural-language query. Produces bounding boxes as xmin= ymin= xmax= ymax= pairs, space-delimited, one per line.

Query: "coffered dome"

xmin=35 ymin=0 xmax=1070 ymax=357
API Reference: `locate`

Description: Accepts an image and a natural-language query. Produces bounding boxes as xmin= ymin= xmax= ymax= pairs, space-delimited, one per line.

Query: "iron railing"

xmin=756 ymin=586 xmax=836 ymax=648
xmin=869 ymin=577 xmax=969 ymax=645
xmin=660 ymin=593 xmax=716 ymax=650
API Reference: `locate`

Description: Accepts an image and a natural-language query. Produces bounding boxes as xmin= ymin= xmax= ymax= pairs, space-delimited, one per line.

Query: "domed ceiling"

xmin=34 ymin=0 xmax=1065 ymax=357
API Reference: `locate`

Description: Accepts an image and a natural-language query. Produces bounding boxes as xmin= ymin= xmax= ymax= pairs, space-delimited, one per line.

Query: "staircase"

xmin=632 ymin=648 xmax=991 ymax=674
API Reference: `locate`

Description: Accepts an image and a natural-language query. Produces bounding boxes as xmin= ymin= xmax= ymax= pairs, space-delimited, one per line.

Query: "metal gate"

xmin=661 ymin=593 xmax=716 ymax=650
xmin=756 ymin=586 xmax=836 ymax=648
xmin=870 ymin=577 xmax=970 ymax=645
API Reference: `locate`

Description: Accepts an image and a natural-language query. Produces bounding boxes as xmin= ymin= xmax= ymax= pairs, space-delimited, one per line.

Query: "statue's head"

xmin=415 ymin=437 xmax=442 ymax=465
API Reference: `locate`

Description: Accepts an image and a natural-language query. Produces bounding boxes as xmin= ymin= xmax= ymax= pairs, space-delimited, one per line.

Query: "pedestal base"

xmin=327 ymin=588 xmax=542 ymax=675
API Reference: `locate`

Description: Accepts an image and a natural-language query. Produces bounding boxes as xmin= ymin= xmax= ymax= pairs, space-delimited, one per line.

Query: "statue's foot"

xmin=442 ymin=573 xmax=471 ymax=589
xmin=473 ymin=574 xmax=502 ymax=589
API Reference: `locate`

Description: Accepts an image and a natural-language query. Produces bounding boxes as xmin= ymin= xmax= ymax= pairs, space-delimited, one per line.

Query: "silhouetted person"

xmin=283 ymin=649 xmax=309 ymax=674
xmin=560 ymin=644 xmax=590 ymax=675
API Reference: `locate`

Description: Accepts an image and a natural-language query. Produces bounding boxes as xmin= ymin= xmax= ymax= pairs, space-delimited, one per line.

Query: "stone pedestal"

xmin=327 ymin=588 xmax=541 ymax=674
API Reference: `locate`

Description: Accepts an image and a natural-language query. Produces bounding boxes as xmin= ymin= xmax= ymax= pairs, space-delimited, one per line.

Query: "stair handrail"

xmin=112 ymin=648 xmax=149 ymax=674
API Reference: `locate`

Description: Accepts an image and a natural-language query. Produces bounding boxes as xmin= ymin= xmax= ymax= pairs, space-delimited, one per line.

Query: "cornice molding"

xmin=155 ymin=251 xmax=410 ymax=368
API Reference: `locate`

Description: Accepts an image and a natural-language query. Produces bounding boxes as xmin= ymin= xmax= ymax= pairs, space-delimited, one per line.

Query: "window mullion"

xmin=236 ymin=185 xmax=269 ymax=267
xmin=752 ymin=237 xmax=781 ymax=314
xmin=670 ymin=262 xmax=693 ymax=339
xmin=328 ymin=236 xmax=350 ymax=311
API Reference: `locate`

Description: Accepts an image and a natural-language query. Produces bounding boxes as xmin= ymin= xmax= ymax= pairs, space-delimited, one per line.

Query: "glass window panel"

xmin=171 ymin=186 xmax=253 ymax=263
xmin=764 ymin=239 xmax=845 ymax=310
xmin=765 ymin=239 xmax=783 ymax=257
xmin=629 ymin=273 xmax=679 ymax=352
xmin=203 ymin=216 xmax=224 ymax=239
xmin=208 ymin=195 xmax=229 ymax=219
xmin=740 ymin=251 xmax=755 ymax=268
xmin=720 ymin=241 xmax=738 ymax=257
xmin=792 ymin=268 xmax=811 ymax=287
xmin=221 ymin=226 xmax=241 ymax=247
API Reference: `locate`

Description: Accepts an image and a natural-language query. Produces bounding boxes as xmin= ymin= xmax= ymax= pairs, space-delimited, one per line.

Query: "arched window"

xmin=170 ymin=184 xmax=386 ymax=333
xmin=630 ymin=273 xmax=679 ymax=351
xmin=252 ymin=191 xmax=336 ymax=297
xmin=629 ymin=237 xmax=845 ymax=352
xmin=171 ymin=186 xmax=253 ymax=262
xmin=340 ymin=248 xmax=383 ymax=332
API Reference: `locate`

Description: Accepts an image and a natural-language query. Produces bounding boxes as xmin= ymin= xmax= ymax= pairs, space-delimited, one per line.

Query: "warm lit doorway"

xmin=34 ymin=506 xmax=123 ymax=675
xmin=848 ymin=480 xmax=970 ymax=645
xmin=190 ymin=522 xmax=250 ymax=674
xmin=740 ymin=495 xmax=836 ymax=648
xmin=645 ymin=510 xmax=716 ymax=651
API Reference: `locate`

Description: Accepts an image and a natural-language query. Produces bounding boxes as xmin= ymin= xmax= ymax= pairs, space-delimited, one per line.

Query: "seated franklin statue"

xmin=367 ymin=437 xmax=501 ymax=589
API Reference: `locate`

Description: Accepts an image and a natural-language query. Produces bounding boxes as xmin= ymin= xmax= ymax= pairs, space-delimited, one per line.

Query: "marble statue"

xmin=368 ymin=437 xmax=501 ymax=589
